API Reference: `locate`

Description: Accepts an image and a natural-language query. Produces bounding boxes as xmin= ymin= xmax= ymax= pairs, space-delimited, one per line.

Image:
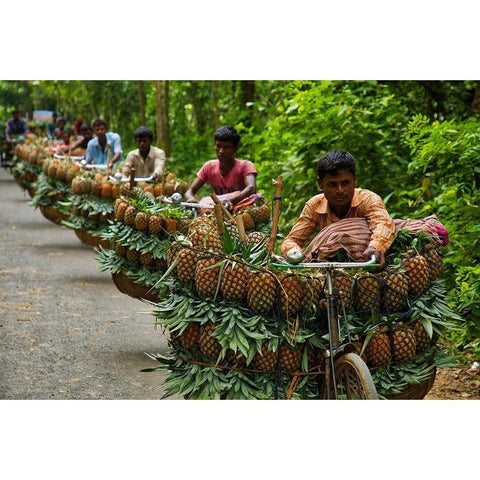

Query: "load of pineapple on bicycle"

xmin=139 ymin=150 xmax=460 ymax=399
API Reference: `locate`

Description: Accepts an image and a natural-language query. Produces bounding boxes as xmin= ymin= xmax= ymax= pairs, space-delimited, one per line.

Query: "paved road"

xmin=0 ymin=168 xmax=171 ymax=399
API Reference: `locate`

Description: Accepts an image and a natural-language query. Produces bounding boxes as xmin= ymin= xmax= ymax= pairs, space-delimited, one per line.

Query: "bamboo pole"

xmin=234 ymin=214 xmax=247 ymax=242
xmin=106 ymin=142 xmax=112 ymax=177
xmin=269 ymin=176 xmax=283 ymax=252
xmin=129 ymin=167 xmax=136 ymax=191
xmin=210 ymin=192 xmax=235 ymax=222
xmin=213 ymin=204 xmax=224 ymax=235
xmin=162 ymin=169 xmax=169 ymax=196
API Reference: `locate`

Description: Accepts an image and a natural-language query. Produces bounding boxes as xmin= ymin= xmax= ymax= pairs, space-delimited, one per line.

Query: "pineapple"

xmin=115 ymin=201 xmax=129 ymax=221
xmin=166 ymin=241 xmax=183 ymax=276
xmin=353 ymin=339 xmax=368 ymax=363
xmin=411 ymin=320 xmax=431 ymax=354
xmin=195 ymin=256 xmax=221 ymax=298
xmin=134 ymin=211 xmax=149 ymax=231
xmin=101 ymin=182 xmax=112 ymax=199
xmin=391 ymin=326 xmax=417 ymax=364
xmin=148 ymin=214 xmax=164 ymax=235
xmin=226 ymin=348 xmax=247 ymax=366
xmin=180 ymin=322 xmax=200 ymax=350
xmin=423 ymin=243 xmax=443 ymax=281
xmin=165 ymin=218 xmax=177 ymax=233
xmin=241 ymin=212 xmax=254 ymax=231
xmin=401 ymin=251 xmax=429 ymax=296
xmin=252 ymin=341 xmax=277 ymax=372
xmin=189 ymin=225 xmax=222 ymax=253
xmin=382 ymin=268 xmax=409 ymax=312
xmin=278 ymin=274 xmax=303 ymax=318
xmin=278 ymin=344 xmax=302 ymax=373
xmin=91 ymin=180 xmax=102 ymax=196
xmin=220 ymin=260 xmax=249 ymax=302
xmin=247 ymin=270 xmax=277 ymax=315
xmin=112 ymin=241 xmax=126 ymax=258
xmin=246 ymin=231 xmax=267 ymax=246
xmin=177 ymin=218 xmax=191 ymax=235
xmin=249 ymin=203 xmax=270 ymax=225
xmin=332 ymin=270 xmax=354 ymax=308
xmin=177 ymin=248 xmax=199 ymax=284
xmin=123 ymin=205 xmax=137 ymax=226
xmin=198 ymin=321 xmax=221 ymax=360
xmin=299 ymin=275 xmax=324 ymax=312
xmin=126 ymin=248 xmax=140 ymax=265
xmin=139 ymin=251 xmax=153 ymax=267
xmin=365 ymin=331 xmax=391 ymax=368
xmin=355 ymin=273 xmax=381 ymax=311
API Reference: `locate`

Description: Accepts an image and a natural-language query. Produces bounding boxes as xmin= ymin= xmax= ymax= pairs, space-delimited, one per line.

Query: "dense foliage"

xmin=2 ymin=79 xmax=479 ymax=359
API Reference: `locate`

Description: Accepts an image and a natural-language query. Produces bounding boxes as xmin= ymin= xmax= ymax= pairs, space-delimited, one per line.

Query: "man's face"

xmin=136 ymin=136 xmax=152 ymax=155
xmin=13 ymin=112 xmax=21 ymax=120
xmin=94 ymin=124 xmax=107 ymax=137
xmin=82 ymin=129 xmax=93 ymax=140
xmin=215 ymin=140 xmax=238 ymax=163
xmin=317 ymin=169 xmax=357 ymax=212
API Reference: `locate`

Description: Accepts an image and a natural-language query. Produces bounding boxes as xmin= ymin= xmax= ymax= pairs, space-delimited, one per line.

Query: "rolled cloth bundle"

xmin=303 ymin=214 xmax=448 ymax=262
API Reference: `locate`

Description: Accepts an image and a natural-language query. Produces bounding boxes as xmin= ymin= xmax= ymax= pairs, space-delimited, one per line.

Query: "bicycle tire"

xmin=333 ymin=353 xmax=378 ymax=400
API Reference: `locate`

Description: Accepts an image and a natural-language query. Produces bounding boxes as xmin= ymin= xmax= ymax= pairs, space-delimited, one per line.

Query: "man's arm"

xmin=152 ymin=149 xmax=166 ymax=181
xmin=184 ymin=177 xmax=205 ymax=203
xmin=121 ymin=152 xmax=134 ymax=178
xmin=361 ymin=194 xmax=396 ymax=267
xmin=280 ymin=200 xmax=318 ymax=256
xmin=109 ymin=134 xmax=123 ymax=169
xmin=223 ymin=173 xmax=257 ymax=210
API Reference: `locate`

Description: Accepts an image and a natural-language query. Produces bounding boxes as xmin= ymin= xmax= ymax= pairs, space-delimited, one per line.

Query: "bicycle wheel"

xmin=333 ymin=353 xmax=378 ymax=399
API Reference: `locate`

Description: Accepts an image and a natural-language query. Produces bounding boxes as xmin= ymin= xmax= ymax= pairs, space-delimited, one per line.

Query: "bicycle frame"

xmin=272 ymin=256 xmax=378 ymax=399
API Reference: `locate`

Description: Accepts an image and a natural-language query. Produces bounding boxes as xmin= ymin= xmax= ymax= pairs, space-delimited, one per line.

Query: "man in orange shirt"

xmin=281 ymin=150 xmax=395 ymax=267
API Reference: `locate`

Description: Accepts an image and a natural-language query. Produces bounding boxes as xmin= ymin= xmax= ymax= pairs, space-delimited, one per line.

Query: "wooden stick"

xmin=234 ymin=214 xmax=247 ymax=242
xmin=269 ymin=176 xmax=283 ymax=252
xmin=213 ymin=204 xmax=224 ymax=235
xmin=106 ymin=142 xmax=112 ymax=177
xmin=210 ymin=192 xmax=235 ymax=222
xmin=129 ymin=167 xmax=136 ymax=191
xmin=162 ymin=169 xmax=169 ymax=195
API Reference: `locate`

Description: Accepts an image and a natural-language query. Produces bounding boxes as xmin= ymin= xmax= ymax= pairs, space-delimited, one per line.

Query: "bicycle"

xmin=272 ymin=255 xmax=379 ymax=399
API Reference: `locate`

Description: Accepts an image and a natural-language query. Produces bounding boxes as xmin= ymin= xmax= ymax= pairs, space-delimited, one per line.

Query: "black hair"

xmin=214 ymin=125 xmax=240 ymax=147
xmin=93 ymin=118 xmax=108 ymax=129
xmin=134 ymin=126 xmax=153 ymax=140
xmin=52 ymin=112 xmax=58 ymax=117
xmin=316 ymin=150 xmax=356 ymax=179
xmin=80 ymin=123 xmax=92 ymax=132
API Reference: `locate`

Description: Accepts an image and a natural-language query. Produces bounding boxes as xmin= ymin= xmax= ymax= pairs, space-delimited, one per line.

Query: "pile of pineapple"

xmin=11 ymin=139 xmax=48 ymax=197
xmin=97 ymin=189 xmax=273 ymax=305
xmin=145 ymin=221 xmax=460 ymax=399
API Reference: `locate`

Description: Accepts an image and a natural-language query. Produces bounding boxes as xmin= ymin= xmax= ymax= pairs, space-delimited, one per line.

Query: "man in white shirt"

xmin=121 ymin=126 xmax=166 ymax=181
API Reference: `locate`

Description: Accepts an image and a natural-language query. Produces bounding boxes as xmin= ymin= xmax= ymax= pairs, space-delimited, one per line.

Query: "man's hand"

xmin=362 ymin=246 xmax=384 ymax=269
xmin=286 ymin=247 xmax=304 ymax=265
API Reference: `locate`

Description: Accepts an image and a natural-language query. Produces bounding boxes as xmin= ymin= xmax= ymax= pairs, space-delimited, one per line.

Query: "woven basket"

xmin=112 ymin=270 xmax=160 ymax=303
xmin=39 ymin=205 xmax=69 ymax=225
xmin=75 ymin=228 xmax=110 ymax=249
xmin=384 ymin=367 xmax=436 ymax=400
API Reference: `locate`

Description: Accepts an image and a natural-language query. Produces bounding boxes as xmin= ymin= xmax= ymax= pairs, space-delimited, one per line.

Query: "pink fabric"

xmin=197 ymin=159 xmax=257 ymax=195
xmin=393 ymin=214 xmax=449 ymax=246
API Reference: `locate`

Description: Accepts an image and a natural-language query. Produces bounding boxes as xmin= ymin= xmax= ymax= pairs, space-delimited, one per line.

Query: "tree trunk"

xmin=154 ymin=81 xmax=171 ymax=156
xmin=241 ymin=80 xmax=255 ymax=127
xmin=211 ymin=81 xmax=220 ymax=129
xmin=162 ymin=81 xmax=171 ymax=157
xmin=138 ymin=81 xmax=146 ymax=125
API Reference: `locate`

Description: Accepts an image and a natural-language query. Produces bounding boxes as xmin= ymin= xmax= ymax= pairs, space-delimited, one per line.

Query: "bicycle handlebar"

xmin=271 ymin=255 xmax=379 ymax=270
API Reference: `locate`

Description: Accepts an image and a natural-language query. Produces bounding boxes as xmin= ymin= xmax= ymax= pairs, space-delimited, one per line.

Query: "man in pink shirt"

xmin=184 ymin=126 xmax=257 ymax=211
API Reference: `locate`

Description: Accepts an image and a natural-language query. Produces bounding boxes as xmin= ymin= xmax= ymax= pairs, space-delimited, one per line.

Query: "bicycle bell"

xmin=171 ymin=192 xmax=183 ymax=205
xmin=286 ymin=248 xmax=305 ymax=265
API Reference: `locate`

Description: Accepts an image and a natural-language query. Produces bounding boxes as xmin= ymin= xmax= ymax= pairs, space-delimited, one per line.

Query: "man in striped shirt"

xmin=281 ymin=150 xmax=395 ymax=267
